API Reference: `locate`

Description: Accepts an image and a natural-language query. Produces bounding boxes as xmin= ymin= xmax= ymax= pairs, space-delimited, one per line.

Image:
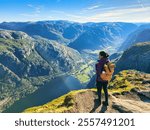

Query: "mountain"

xmin=0 ymin=21 xmax=85 ymax=45
xmin=119 ymin=24 xmax=150 ymax=51
xmin=0 ymin=30 xmax=85 ymax=112
xmin=0 ymin=21 xmax=137 ymax=52
xmin=109 ymin=52 xmax=123 ymax=63
xmin=69 ymin=22 xmax=137 ymax=52
xmin=24 ymin=70 xmax=150 ymax=113
xmin=116 ymin=42 xmax=150 ymax=73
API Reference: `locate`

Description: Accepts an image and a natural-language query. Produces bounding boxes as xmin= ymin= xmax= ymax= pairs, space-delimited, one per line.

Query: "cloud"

xmin=137 ymin=0 xmax=145 ymax=8
xmin=86 ymin=6 xmax=150 ymax=22
xmin=46 ymin=4 xmax=150 ymax=23
xmin=81 ymin=3 xmax=148 ymax=14
xmin=28 ymin=4 xmax=42 ymax=13
xmin=51 ymin=10 xmax=65 ymax=14
xmin=19 ymin=2 xmax=150 ymax=23
xmin=87 ymin=4 xmax=102 ymax=10
xmin=35 ymin=7 xmax=41 ymax=13
xmin=20 ymin=4 xmax=43 ymax=18
xmin=81 ymin=3 xmax=103 ymax=13
xmin=49 ymin=10 xmax=83 ymax=20
xmin=27 ymin=4 xmax=33 ymax=8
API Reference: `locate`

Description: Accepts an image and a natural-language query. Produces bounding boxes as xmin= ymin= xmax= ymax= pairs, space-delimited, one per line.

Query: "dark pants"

xmin=96 ymin=81 xmax=108 ymax=103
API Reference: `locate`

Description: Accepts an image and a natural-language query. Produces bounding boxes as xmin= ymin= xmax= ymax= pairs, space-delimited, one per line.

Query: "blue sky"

xmin=0 ymin=0 xmax=150 ymax=23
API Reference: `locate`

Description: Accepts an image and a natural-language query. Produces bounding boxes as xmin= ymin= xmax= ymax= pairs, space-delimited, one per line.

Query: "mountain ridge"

xmin=0 ymin=21 xmax=137 ymax=52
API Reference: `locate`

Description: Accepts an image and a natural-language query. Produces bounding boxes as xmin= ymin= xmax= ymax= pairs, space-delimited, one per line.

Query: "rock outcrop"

xmin=116 ymin=42 xmax=150 ymax=73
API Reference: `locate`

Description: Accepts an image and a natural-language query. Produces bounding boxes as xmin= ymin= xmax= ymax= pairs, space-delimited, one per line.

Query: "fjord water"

xmin=4 ymin=75 xmax=83 ymax=113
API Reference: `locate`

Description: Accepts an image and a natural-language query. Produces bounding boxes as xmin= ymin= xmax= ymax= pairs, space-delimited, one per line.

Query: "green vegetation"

xmin=0 ymin=38 xmax=20 ymax=48
xmin=108 ymin=70 xmax=145 ymax=93
xmin=76 ymin=74 xmax=90 ymax=83
xmin=24 ymin=89 xmax=88 ymax=113
xmin=0 ymin=45 xmax=8 ymax=52
xmin=74 ymin=62 xmax=94 ymax=83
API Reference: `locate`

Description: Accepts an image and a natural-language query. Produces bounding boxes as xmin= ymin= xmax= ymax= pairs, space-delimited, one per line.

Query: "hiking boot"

xmin=102 ymin=101 xmax=109 ymax=106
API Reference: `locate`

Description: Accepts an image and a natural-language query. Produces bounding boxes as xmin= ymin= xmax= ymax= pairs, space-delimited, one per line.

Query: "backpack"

xmin=100 ymin=62 xmax=115 ymax=81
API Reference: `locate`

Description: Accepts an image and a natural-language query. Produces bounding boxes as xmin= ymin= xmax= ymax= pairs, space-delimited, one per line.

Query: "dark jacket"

xmin=95 ymin=58 xmax=109 ymax=82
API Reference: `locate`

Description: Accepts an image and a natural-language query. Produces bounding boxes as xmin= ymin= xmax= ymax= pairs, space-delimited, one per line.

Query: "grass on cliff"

xmin=24 ymin=89 xmax=89 ymax=113
xmin=108 ymin=70 xmax=145 ymax=93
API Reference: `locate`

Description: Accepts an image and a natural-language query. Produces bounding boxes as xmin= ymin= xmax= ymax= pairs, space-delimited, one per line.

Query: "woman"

xmin=95 ymin=51 xmax=109 ymax=106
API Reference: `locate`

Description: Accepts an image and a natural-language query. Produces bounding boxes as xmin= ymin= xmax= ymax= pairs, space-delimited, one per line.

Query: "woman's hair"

xmin=99 ymin=51 xmax=109 ymax=58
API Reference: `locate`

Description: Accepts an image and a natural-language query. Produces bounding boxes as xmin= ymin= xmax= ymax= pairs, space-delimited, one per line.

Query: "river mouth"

xmin=3 ymin=75 xmax=84 ymax=113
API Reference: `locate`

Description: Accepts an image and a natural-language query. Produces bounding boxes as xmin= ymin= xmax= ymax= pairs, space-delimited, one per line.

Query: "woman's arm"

xmin=95 ymin=61 xmax=103 ymax=75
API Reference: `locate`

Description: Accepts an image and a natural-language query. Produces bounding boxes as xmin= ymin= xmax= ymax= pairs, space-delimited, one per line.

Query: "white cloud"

xmin=81 ymin=3 xmax=149 ymax=14
xmin=87 ymin=4 xmax=102 ymax=10
xmin=27 ymin=4 xmax=33 ymax=8
xmin=86 ymin=6 xmax=150 ymax=22
xmin=20 ymin=4 xmax=43 ymax=18
xmin=28 ymin=4 xmax=43 ymax=14
xmin=19 ymin=2 xmax=150 ymax=23
xmin=47 ymin=10 xmax=83 ymax=22
xmin=35 ymin=7 xmax=41 ymax=13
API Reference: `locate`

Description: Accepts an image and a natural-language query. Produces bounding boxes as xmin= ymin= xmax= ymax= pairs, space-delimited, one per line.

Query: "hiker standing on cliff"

xmin=95 ymin=51 xmax=109 ymax=106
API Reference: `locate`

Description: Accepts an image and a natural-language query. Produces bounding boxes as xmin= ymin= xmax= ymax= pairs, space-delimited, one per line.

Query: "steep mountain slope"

xmin=119 ymin=24 xmax=150 ymax=51
xmin=24 ymin=70 xmax=150 ymax=113
xmin=0 ymin=30 xmax=85 ymax=112
xmin=116 ymin=42 xmax=150 ymax=73
xmin=0 ymin=21 xmax=137 ymax=52
xmin=109 ymin=52 xmax=123 ymax=63
xmin=34 ymin=36 xmax=84 ymax=72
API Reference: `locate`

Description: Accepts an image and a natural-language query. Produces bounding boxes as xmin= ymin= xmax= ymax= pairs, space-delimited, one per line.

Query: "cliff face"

xmin=116 ymin=42 xmax=150 ymax=73
xmin=24 ymin=70 xmax=150 ymax=113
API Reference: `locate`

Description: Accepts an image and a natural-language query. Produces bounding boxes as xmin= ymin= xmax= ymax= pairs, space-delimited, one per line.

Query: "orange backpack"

xmin=100 ymin=62 xmax=115 ymax=81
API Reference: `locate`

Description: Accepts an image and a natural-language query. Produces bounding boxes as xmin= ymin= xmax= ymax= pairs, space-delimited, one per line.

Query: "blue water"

xmin=4 ymin=75 xmax=83 ymax=113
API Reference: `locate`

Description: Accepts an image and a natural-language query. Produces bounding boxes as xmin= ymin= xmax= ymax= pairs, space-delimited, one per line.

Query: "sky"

xmin=0 ymin=0 xmax=150 ymax=23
